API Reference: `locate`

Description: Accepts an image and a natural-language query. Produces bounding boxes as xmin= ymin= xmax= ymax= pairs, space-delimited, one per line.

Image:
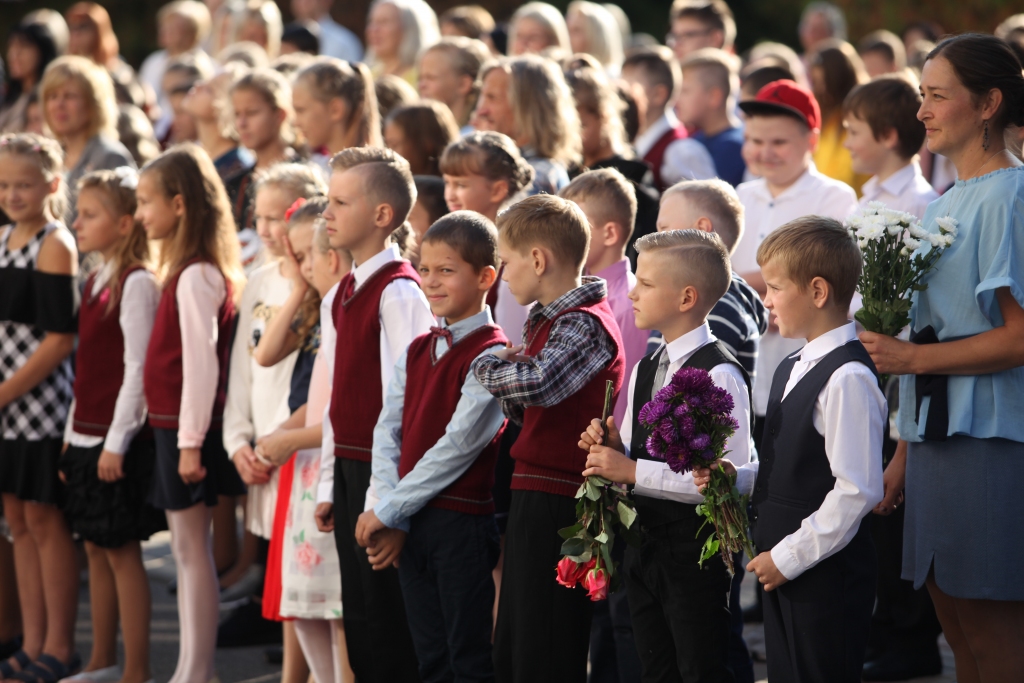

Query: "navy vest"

xmin=631 ymin=340 xmax=751 ymax=529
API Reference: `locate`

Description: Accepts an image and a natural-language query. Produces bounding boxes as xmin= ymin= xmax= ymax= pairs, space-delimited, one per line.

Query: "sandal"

xmin=9 ymin=653 xmax=81 ymax=683
xmin=0 ymin=651 xmax=31 ymax=679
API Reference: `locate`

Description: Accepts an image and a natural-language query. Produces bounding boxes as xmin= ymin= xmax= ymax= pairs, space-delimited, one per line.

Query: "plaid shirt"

xmin=472 ymin=277 xmax=616 ymax=424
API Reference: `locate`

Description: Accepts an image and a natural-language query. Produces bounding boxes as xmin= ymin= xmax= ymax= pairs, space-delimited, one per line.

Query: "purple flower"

xmin=673 ymin=403 xmax=691 ymax=418
xmin=688 ymin=434 xmax=710 ymax=451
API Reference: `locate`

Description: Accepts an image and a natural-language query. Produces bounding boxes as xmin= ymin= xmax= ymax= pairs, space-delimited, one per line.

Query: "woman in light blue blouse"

xmin=860 ymin=34 xmax=1024 ymax=680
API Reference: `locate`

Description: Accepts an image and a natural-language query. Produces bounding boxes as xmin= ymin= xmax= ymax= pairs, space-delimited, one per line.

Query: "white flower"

xmin=887 ymin=223 xmax=904 ymax=236
xmin=926 ymin=233 xmax=945 ymax=248
xmin=857 ymin=223 xmax=885 ymax=240
xmin=908 ymin=222 xmax=930 ymax=239
xmin=903 ymin=237 xmax=921 ymax=251
xmin=936 ymin=216 xmax=959 ymax=235
xmin=858 ymin=239 xmax=868 ymax=249
xmin=867 ymin=201 xmax=887 ymax=211
xmin=900 ymin=246 xmax=911 ymax=256
xmin=941 ymin=233 xmax=955 ymax=248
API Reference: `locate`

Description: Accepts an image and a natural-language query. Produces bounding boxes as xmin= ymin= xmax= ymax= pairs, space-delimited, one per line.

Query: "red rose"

xmin=583 ymin=567 xmax=609 ymax=601
xmin=556 ymin=557 xmax=581 ymax=587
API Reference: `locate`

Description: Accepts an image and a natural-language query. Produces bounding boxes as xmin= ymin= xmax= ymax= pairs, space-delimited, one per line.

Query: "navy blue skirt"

xmin=149 ymin=428 xmax=246 ymax=511
xmin=903 ymin=435 xmax=1024 ymax=600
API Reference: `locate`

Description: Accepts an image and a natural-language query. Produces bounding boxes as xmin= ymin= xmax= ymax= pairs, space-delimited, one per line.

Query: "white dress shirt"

xmin=621 ymin=323 xmax=755 ymax=504
xmin=733 ymin=323 xmax=886 ymax=581
xmin=734 ymin=163 xmax=860 ymax=415
xmin=857 ymin=161 xmax=938 ymax=220
xmin=316 ymin=245 xmax=435 ymax=505
xmin=633 ymin=110 xmax=717 ymax=186
xmin=65 ymin=264 xmax=159 ymax=455
xmin=317 ymin=15 xmax=364 ymax=62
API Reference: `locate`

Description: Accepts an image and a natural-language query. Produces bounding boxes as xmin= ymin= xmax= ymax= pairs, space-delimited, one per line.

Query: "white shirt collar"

xmin=746 ymin=162 xmax=820 ymax=204
xmin=442 ymin=308 xmax=494 ymax=344
xmin=872 ymin=162 xmax=921 ymax=199
xmin=634 ymin=111 xmax=678 ymax=157
xmin=663 ymin=322 xmax=715 ymax=365
xmin=797 ymin=321 xmax=857 ymax=363
xmin=90 ymin=259 xmax=116 ymax=298
xmin=353 ymin=243 xmax=401 ymax=288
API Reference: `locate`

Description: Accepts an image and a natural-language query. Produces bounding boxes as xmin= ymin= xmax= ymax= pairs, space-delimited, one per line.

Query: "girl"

xmin=230 ymin=0 xmax=283 ymax=60
xmin=416 ymin=37 xmax=491 ymax=133
xmin=256 ymin=206 xmax=354 ymax=683
xmin=182 ymin=64 xmax=255 ymax=182
xmin=365 ymin=0 xmax=440 ymax=85
xmin=809 ymin=40 xmax=870 ymax=193
xmin=39 ymin=56 xmax=135 ymax=226
xmin=383 ymin=101 xmax=460 ymax=176
xmin=61 ymin=167 xmax=164 ymax=683
xmin=0 ymin=134 xmax=79 ymax=683
xmin=291 ymin=59 xmax=381 ymax=175
xmin=224 ymin=68 xmax=299 ymax=269
xmin=135 ymin=143 xmax=245 ymax=683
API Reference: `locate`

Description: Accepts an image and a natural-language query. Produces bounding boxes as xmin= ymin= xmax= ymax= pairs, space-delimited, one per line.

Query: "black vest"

xmin=631 ymin=340 xmax=751 ymax=529
xmin=751 ymin=340 xmax=880 ymax=553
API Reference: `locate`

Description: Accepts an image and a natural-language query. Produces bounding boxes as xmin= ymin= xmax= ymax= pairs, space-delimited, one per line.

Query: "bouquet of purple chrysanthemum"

xmin=640 ymin=366 xmax=755 ymax=574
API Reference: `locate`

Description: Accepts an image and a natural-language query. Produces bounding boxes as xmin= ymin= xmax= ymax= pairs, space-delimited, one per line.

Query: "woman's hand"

xmin=97 ymin=450 xmax=126 ymax=482
xmin=179 ymin=447 xmax=207 ymax=484
xmin=859 ymin=331 xmax=917 ymax=375
xmin=874 ymin=440 xmax=907 ymax=516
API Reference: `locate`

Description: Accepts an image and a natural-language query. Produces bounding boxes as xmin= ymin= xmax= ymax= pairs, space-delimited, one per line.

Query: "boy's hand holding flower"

xmin=692 ymin=459 xmax=737 ymax=492
xmin=583 ymin=447 xmax=636 ymax=485
xmin=579 ymin=416 xmax=624 ymax=453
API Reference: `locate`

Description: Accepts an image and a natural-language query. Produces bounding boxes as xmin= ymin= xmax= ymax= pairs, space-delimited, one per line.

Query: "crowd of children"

xmin=3 ymin=2 xmax=1024 ymax=683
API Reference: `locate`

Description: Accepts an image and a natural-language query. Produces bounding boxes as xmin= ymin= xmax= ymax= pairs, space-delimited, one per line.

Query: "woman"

xmin=809 ymin=39 xmax=869 ymax=192
xmin=507 ymin=2 xmax=570 ymax=57
xmin=39 ymin=55 xmax=134 ymax=226
xmin=861 ymin=33 xmax=1024 ymax=683
xmin=565 ymin=1 xmax=623 ymax=77
xmin=64 ymin=3 xmax=148 ymax=111
xmin=365 ymin=0 xmax=439 ymax=85
xmin=0 ymin=20 xmax=62 ymax=133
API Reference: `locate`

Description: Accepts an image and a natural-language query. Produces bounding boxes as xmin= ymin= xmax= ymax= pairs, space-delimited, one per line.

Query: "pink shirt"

xmin=594 ymin=258 xmax=648 ymax=427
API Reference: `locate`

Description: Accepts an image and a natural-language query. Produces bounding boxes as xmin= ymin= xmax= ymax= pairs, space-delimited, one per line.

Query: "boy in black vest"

xmin=581 ymin=229 xmax=754 ymax=682
xmin=353 ymin=212 xmax=508 ymax=681
xmin=694 ymin=216 xmax=886 ymax=682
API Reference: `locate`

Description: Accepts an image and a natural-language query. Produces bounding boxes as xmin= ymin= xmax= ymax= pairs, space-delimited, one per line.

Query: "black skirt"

xmin=0 ymin=437 xmax=66 ymax=505
xmin=149 ymin=428 xmax=246 ymax=511
xmin=59 ymin=437 xmax=166 ymax=548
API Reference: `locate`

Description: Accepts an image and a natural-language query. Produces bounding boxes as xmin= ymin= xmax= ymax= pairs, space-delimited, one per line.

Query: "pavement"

xmin=71 ymin=532 xmax=955 ymax=683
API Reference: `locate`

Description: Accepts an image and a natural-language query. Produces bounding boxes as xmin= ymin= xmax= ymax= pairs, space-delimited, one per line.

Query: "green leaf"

xmin=558 ymin=523 xmax=584 ymax=539
xmin=585 ymin=480 xmax=602 ymax=501
xmin=595 ymin=531 xmax=609 ymax=544
xmin=616 ymin=501 xmax=637 ymax=529
xmin=575 ymin=482 xmax=587 ymax=499
xmin=560 ymin=537 xmax=587 ymax=557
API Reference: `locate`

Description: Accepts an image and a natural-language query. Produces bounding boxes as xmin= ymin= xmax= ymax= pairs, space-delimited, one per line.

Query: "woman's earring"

xmin=983 ymin=119 xmax=990 ymax=151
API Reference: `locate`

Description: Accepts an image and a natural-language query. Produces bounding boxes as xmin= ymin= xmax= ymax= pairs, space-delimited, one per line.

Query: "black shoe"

xmin=0 ymin=636 xmax=22 ymax=661
xmin=742 ymin=603 xmax=763 ymax=624
xmin=264 ymin=646 xmax=283 ymax=665
xmin=862 ymin=651 xmax=942 ymax=682
xmin=217 ymin=599 xmax=282 ymax=648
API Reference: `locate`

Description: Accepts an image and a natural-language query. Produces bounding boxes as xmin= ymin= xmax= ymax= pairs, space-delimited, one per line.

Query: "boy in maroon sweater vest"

xmin=312 ymin=147 xmax=434 ymax=683
xmin=353 ymin=211 xmax=508 ymax=681
xmin=472 ymin=195 xmax=627 ymax=683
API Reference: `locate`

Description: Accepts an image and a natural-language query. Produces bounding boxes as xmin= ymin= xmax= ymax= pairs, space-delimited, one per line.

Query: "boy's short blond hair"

xmin=680 ymin=48 xmax=740 ymax=103
xmin=330 ymin=146 xmax=416 ymax=230
xmin=756 ymin=216 xmax=860 ymax=309
xmin=661 ymin=179 xmax=744 ymax=253
xmin=560 ymin=168 xmax=636 ymax=245
xmin=497 ymin=194 xmax=590 ymax=273
xmin=634 ymin=229 xmax=731 ymax=315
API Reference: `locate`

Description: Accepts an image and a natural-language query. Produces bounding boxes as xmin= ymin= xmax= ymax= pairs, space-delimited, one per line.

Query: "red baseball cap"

xmin=738 ymin=80 xmax=822 ymax=131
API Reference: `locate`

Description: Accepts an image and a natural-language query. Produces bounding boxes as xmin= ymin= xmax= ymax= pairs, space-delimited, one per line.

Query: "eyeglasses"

xmin=666 ymin=28 xmax=712 ymax=46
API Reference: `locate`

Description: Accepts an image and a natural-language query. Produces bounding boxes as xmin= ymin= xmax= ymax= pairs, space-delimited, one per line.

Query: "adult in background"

xmin=365 ymin=0 xmax=439 ymax=85
xmin=798 ymin=1 xmax=846 ymax=61
xmin=474 ymin=55 xmax=580 ymax=194
xmin=507 ymin=2 xmax=570 ymax=57
xmin=440 ymin=5 xmax=496 ymax=42
xmin=566 ymin=2 xmax=623 ymax=78
xmin=65 ymin=3 xmax=150 ymax=112
xmin=0 ymin=19 xmax=62 ymax=133
xmin=861 ymin=33 xmax=1024 ymax=683
xmin=290 ymin=0 xmax=363 ymax=62
xmin=667 ymin=0 xmax=736 ymax=62
xmin=39 ymin=56 xmax=135 ymax=227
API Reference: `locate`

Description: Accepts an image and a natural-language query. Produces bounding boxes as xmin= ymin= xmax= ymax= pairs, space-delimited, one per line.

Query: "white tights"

xmin=166 ymin=505 xmax=219 ymax=683
xmin=293 ymin=619 xmax=344 ymax=683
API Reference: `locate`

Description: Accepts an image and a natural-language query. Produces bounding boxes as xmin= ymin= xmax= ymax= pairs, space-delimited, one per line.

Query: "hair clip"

xmin=112 ymin=166 xmax=138 ymax=190
xmin=284 ymin=198 xmax=307 ymax=223
xmin=32 ymin=144 xmax=41 ymax=152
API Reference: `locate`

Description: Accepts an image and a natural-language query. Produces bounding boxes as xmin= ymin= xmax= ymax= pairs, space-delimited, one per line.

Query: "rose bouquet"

xmin=556 ymin=381 xmax=639 ymax=601
xmin=847 ymin=202 xmax=957 ymax=338
xmin=639 ymin=366 xmax=754 ymax=574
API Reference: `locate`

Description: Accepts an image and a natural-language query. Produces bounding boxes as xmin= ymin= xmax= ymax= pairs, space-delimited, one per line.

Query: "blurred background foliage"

xmin=0 ymin=0 xmax=1020 ymax=68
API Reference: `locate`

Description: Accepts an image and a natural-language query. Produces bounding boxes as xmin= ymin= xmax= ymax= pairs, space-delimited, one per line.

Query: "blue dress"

xmin=897 ymin=166 xmax=1024 ymax=599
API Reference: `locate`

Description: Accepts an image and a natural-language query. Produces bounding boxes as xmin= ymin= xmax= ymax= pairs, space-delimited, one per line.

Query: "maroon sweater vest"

xmin=72 ymin=266 xmax=146 ymax=437
xmin=329 ymin=260 xmax=421 ymax=461
xmin=143 ymin=259 xmax=236 ymax=431
xmin=643 ymin=124 xmax=689 ymax=192
xmin=510 ymin=297 xmax=625 ymax=497
xmin=398 ymin=324 xmax=508 ymax=515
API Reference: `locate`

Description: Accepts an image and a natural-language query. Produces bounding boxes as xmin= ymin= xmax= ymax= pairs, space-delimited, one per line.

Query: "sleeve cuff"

xmin=177 ymin=430 xmax=207 ymax=450
xmin=735 ymin=465 xmax=758 ymax=497
xmin=770 ymin=540 xmax=803 ymax=581
xmin=316 ymin=481 xmax=334 ymax=504
xmin=374 ymin=499 xmax=410 ymax=533
xmin=103 ymin=428 xmax=134 ymax=456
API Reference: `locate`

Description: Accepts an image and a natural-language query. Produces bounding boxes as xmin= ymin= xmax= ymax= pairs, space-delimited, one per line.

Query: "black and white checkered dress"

xmin=0 ymin=222 xmax=76 ymax=505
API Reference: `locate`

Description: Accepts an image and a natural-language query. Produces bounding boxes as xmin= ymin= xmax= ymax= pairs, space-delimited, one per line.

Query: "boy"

xmin=560 ymin=168 xmax=648 ymax=427
xmin=678 ymin=48 xmax=746 ymax=186
xmin=353 ymin=212 xmax=507 ymax=682
xmin=694 ymin=217 xmax=886 ymax=682
xmin=843 ymin=76 xmax=937 ymax=218
xmin=621 ymin=46 xmax=716 ymax=192
xmin=580 ymin=229 xmax=754 ymax=682
xmin=472 ymin=194 xmax=626 ymax=683
xmin=313 ymin=146 xmax=434 ymax=683
xmin=667 ymin=0 xmax=736 ymax=60
xmin=857 ymin=30 xmax=906 ymax=78
xmin=731 ymin=80 xmax=857 ymax=465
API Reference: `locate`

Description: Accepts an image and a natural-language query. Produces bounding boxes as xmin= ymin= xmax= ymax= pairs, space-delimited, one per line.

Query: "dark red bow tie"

xmin=430 ymin=326 xmax=453 ymax=347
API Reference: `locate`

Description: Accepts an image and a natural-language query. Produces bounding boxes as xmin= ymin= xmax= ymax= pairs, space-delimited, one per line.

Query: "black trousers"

xmin=494 ymin=490 xmax=593 ymax=683
xmin=588 ymin=543 xmax=642 ymax=683
xmin=332 ymin=457 xmax=420 ymax=682
xmin=398 ymin=507 xmax=501 ymax=683
xmin=624 ymin=520 xmax=733 ymax=683
xmin=762 ymin=533 xmax=876 ymax=683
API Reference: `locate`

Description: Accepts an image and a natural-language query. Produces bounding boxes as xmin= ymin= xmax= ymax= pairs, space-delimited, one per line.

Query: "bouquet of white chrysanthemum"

xmin=846 ymin=202 xmax=957 ymax=338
